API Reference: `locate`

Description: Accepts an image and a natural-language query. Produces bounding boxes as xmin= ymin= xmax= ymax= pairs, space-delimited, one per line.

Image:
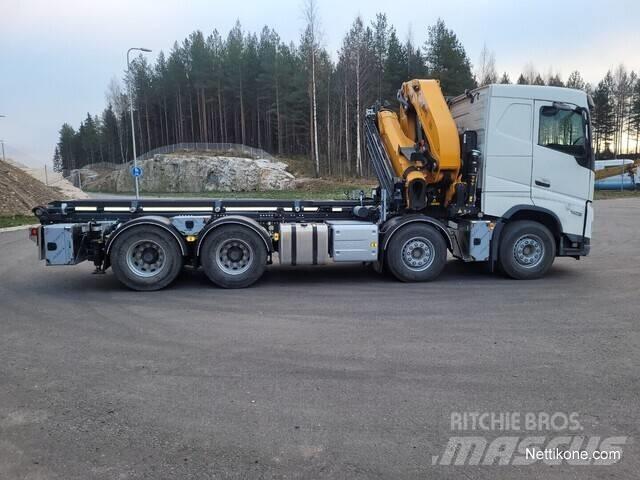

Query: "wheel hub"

xmin=513 ymin=235 xmax=544 ymax=268
xmin=401 ymin=237 xmax=434 ymax=271
xmin=141 ymin=247 xmax=159 ymax=264
xmin=216 ymin=239 xmax=253 ymax=275
xmin=126 ymin=240 xmax=166 ymax=277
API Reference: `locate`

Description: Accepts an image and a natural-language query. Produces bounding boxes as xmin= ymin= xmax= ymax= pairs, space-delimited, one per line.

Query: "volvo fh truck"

xmin=30 ymin=81 xmax=594 ymax=290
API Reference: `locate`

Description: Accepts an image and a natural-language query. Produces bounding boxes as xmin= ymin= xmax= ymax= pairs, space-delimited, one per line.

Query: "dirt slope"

xmin=0 ymin=159 xmax=67 ymax=215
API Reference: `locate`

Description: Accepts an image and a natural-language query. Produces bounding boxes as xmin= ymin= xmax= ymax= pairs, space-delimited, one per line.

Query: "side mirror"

xmin=541 ymin=106 xmax=558 ymax=117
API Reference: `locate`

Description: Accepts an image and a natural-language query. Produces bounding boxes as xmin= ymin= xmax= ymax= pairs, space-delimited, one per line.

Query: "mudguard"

xmin=195 ymin=215 xmax=273 ymax=257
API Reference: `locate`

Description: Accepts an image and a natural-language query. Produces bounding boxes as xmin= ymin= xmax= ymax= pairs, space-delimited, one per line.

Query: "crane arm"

xmin=375 ymin=79 xmax=465 ymax=210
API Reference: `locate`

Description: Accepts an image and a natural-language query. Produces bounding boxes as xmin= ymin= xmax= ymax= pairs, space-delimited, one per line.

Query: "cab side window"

xmin=538 ymin=106 xmax=586 ymax=157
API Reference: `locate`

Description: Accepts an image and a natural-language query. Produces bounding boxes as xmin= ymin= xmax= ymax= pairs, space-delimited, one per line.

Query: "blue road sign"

xmin=131 ymin=166 xmax=143 ymax=177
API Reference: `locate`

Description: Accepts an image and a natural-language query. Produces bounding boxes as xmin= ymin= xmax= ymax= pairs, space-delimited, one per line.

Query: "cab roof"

xmin=451 ymin=84 xmax=589 ymax=108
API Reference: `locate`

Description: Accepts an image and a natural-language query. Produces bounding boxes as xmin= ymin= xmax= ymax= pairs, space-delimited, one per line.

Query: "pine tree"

xmin=630 ymin=79 xmax=640 ymax=155
xmin=499 ymin=72 xmax=511 ymax=84
xmin=383 ymin=28 xmax=407 ymax=104
xmin=371 ymin=13 xmax=390 ymax=102
xmin=101 ymin=105 xmax=120 ymax=163
xmin=52 ymin=147 xmax=62 ymax=172
xmin=592 ymin=76 xmax=616 ymax=154
xmin=547 ymin=74 xmax=564 ymax=87
xmin=566 ymin=71 xmax=585 ymax=90
xmin=302 ymin=0 xmax=321 ymax=176
xmin=57 ymin=123 xmax=77 ymax=171
xmin=533 ymin=74 xmax=545 ymax=86
xmin=516 ymin=74 xmax=527 ymax=85
xmin=423 ymin=19 xmax=475 ymax=95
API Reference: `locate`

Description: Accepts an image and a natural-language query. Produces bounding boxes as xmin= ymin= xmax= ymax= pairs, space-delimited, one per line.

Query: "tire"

xmin=200 ymin=225 xmax=267 ymax=288
xmin=385 ymin=224 xmax=448 ymax=282
xmin=498 ymin=220 xmax=556 ymax=280
xmin=110 ymin=226 xmax=183 ymax=291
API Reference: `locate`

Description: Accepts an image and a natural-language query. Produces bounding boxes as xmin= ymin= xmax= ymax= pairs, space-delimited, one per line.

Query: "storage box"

xmin=326 ymin=221 xmax=378 ymax=262
xmin=43 ymin=223 xmax=86 ymax=265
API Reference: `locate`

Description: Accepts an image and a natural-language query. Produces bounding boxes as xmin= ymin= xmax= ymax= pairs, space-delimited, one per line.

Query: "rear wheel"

xmin=498 ymin=220 xmax=556 ymax=279
xmin=385 ymin=224 xmax=447 ymax=282
xmin=200 ymin=225 xmax=267 ymax=288
xmin=110 ymin=226 xmax=183 ymax=291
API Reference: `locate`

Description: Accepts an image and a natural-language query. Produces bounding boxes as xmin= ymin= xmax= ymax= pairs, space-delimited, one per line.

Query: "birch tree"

xmin=302 ymin=0 xmax=321 ymax=176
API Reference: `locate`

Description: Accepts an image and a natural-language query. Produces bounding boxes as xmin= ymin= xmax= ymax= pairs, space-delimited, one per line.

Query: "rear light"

xmin=29 ymin=227 xmax=39 ymax=243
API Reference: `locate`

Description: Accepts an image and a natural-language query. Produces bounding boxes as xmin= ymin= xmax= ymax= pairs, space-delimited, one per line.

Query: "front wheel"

xmin=498 ymin=220 xmax=556 ymax=280
xmin=385 ymin=224 xmax=448 ymax=282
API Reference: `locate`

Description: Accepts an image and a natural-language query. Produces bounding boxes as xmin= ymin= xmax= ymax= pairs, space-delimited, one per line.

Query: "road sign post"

xmin=131 ymin=166 xmax=143 ymax=196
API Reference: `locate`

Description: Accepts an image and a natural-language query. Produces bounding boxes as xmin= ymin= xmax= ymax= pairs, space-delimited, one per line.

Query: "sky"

xmin=1 ymin=0 xmax=639 ymax=167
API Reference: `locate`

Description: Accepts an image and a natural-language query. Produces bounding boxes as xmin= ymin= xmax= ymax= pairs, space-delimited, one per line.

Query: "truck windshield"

xmin=538 ymin=106 xmax=587 ymax=157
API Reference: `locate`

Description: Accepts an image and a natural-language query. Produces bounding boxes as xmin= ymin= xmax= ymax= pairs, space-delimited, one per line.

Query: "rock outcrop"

xmin=84 ymin=154 xmax=296 ymax=193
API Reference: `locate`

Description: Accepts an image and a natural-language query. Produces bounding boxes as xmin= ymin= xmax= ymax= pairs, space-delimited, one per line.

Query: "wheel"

xmin=110 ymin=226 xmax=183 ymax=291
xmin=498 ymin=220 xmax=556 ymax=280
xmin=385 ymin=224 xmax=447 ymax=282
xmin=200 ymin=225 xmax=267 ymax=288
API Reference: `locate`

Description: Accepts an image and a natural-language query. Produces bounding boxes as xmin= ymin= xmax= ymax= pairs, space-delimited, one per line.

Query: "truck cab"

xmin=449 ymin=85 xmax=594 ymax=259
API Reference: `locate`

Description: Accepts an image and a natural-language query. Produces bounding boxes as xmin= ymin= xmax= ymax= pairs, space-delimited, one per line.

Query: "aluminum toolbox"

xmin=326 ymin=220 xmax=378 ymax=262
xmin=279 ymin=223 xmax=329 ymax=265
xmin=43 ymin=223 xmax=86 ymax=265
xmin=448 ymin=219 xmax=492 ymax=262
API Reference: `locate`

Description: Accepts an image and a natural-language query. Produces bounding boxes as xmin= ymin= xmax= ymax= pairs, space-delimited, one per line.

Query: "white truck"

xmin=30 ymin=82 xmax=594 ymax=290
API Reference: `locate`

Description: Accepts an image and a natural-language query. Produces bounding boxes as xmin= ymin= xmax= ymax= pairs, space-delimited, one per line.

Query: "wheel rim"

xmin=215 ymin=238 xmax=253 ymax=275
xmin=401 ymin=236 xmax=435 ymax=271
xmin=513 ymin=234 xmax=545 ymax=268
xmin=126 ymin=240 xmax=166 ymax=277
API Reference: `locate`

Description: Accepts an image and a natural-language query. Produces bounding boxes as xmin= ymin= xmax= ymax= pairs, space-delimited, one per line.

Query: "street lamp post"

xmin=127 ymin=48 xmax=152 ymax=199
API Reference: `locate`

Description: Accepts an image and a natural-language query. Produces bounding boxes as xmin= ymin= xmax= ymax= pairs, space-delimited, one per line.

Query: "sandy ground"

xmin=18 ymin=163 xmax=89 ymax=199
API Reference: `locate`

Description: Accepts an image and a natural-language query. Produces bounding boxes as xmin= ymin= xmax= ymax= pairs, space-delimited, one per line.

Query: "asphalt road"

xmin=1 ymin=198 xmax=639 ymax=479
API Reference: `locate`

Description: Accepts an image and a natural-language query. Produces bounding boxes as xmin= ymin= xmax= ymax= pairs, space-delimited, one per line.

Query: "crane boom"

xmin=372 ymin=79 xmax=478 ymax=212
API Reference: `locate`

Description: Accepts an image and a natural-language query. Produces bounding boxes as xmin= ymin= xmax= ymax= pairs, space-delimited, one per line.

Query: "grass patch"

xmin=0 ymin=215 xmax=37 ymax=228
xmin=595 ymin=190 xmax=640 ymax=200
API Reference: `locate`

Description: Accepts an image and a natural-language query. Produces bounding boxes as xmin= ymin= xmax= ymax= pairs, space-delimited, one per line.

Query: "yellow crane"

xmin=367 ymin=79 xmax=480 ymax=213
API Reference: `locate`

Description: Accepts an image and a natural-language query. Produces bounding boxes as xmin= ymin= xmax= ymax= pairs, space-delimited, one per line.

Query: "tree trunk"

xmin=337 ymin=88 xmax=343 ymax=178
xmin=217 ymin=80 xmax=224 ymax=142
xmin=202 ymin=87 xmax=208 ymax=143
xmin=257 ymin=96 xmax=261 ymax=148
xmin=326 ymin=71 xmax=331 ymax=175
xmin=311 ymin=50 xmax=320 ymax=177
xmin=189 ymin=91 xmax=195 ymax=142
xmin=164 ymin=97 xmax=169 ymax=145
xmin=276 ymin=58 xmax=282 ymax=155
xmin=345 ymin=82 xmax=350 ymax=175
xmin=177 ymin=87 xmax=184 ymax=142
xmin=145 ymin=99 xmax=151 ymax=152
xmin=355 ymin=49 xmax=362 ymax=176
xmin=137 ymin=107 xmax=144 ymax=154
xmin=240 ymin=75 xmax=246 ymax=145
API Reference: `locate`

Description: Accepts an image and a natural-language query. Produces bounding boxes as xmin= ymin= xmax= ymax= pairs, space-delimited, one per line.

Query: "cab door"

xmin=531 ymin=101 xmax=594 ymax=237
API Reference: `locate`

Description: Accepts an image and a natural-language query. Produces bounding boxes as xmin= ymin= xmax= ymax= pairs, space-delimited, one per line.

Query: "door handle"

xmin=535 ymin=179 xmax=551 ymax=188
